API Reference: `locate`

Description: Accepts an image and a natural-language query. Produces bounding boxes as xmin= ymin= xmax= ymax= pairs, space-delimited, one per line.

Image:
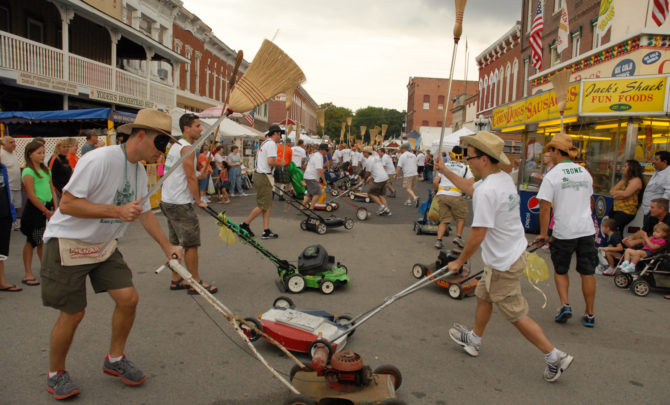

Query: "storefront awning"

xmin=0 ymin=108 xmax=135 ymax=124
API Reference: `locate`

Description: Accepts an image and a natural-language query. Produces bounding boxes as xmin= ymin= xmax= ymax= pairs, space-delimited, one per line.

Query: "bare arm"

xmin=23 ymin=174 xmax=53 ymax=217
xmin=611 ymin=178 xmax=641 ymax=199
xmin=181 ymin=147 xmax=204 ymax=206
xmin=537 ymin=199 xmax=552 ymax=241
xmin=268 ymin=156 xmax=282 ymax=167
xmin=59 ymin=191 xmax=142 ymax=222
xmin=434 ymin=159 xmax=474 ymax=196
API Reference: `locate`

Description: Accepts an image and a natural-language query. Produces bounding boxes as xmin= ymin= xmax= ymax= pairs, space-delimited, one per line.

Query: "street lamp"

xmin=474 ymin=116 xmax=490 ymax=131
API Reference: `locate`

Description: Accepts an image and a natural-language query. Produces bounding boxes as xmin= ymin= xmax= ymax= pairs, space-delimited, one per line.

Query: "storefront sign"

xmin=492 ymin=83 xmax=579 ymax=129
xmin=17 ymin=72 xmax=78 ymax=95
xmin=580 ymin=76 xmax=668 ymax=115
xmin=90 ymin=89 xmax=156 ymax=109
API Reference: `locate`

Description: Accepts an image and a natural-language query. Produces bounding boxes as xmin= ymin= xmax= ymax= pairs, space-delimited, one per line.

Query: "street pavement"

xmin=1 ymin=180 xmax=668 ymax=404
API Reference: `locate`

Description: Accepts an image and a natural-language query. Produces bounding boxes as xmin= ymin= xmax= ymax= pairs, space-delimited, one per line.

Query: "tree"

xmin=318 ymin=102 xmax=353 ymax=142
xmin=318 ymin=103 xmax=406 ymax=144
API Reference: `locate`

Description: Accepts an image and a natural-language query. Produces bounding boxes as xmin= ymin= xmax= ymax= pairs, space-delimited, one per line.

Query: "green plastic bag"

xmin=428 ymin=196 xmax=440 ymax=222
xmin=288 ymin=161 xmax=305 ymax=198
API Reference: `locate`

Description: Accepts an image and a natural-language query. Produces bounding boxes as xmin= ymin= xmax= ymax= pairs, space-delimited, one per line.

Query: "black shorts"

xmin=0 ymin=216 xmax=11 ymax=257
xmin=549 ymin=235 xmax=597 ymax=275
xmin=418 ymin=166 xmax=424 ymax=174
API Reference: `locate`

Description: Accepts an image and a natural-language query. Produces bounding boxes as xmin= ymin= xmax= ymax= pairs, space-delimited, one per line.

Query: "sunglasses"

xmin=153 ymin=134 xmax=172 ymax=153
xmin=466 ymin=155 xmax=483 ymax=162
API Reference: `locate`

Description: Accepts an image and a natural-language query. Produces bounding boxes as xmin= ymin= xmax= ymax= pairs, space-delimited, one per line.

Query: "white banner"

xmin=596 ymin=0 xmax=615 ymax=37
xmin=557 ymin=2 xmax=569 ymax=54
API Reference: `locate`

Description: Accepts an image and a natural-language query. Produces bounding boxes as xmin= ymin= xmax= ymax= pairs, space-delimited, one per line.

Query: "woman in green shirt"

xmin=20 ymin=141 xmax=58 ymax=286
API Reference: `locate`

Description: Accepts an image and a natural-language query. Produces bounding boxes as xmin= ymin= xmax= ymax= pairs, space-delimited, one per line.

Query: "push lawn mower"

xmin=411 ymin=249 xmax=481 ymax=299
xmin=330 ymin=185 xmax=370 ymax=221
xmin=202 ymin=207 xmax=349 ymax=294
xmin=413 ymin=189 xmax=441 ymax=236
xmin=274 ymin=187 xmax=355 ymax=235
xmin=309 ymin=186 xmax=339 ymax=212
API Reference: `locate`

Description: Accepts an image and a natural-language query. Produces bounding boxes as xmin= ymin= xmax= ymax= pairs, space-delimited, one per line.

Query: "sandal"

xmin=170 ymin=277 xmax=190 ymax=291
xmin=0 ymin=284 xmax=22 ymax=292
xmin=188 ymin=280 xmax=218 ymax=295
xmin=22 ymin=278 xmax=40 ymax=286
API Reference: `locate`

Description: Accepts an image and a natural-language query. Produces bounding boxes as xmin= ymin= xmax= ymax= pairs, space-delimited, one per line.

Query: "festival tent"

xmin=286 ymin=131 xmax=317 ymax=144
xmin=169 ymin=108 xmax=261 ymax=139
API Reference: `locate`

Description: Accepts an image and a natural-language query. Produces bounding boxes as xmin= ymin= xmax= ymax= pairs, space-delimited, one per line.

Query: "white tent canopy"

xmin=430 ymin=127 xmax=474 ymax=155
xmin=286 ymin=131 xmax=317 ymax=144
xmin=168 ymin=108 xmax=262 ymax=140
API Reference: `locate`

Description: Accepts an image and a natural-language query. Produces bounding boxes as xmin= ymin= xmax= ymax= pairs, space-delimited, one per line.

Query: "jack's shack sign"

xmin=579 ymin=75 xmax=669 ymax=116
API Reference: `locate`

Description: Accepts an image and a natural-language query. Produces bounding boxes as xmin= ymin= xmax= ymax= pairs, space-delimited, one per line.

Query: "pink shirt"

xmin=644 ymin=237 xmax=666 ymax=252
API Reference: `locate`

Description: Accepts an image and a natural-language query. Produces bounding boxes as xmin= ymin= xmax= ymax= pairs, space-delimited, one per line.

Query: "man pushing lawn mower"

xmin=435 ymin=131 xmax=573 ymax=383
xmin=301 ymin=143 xmax=330 ymax=210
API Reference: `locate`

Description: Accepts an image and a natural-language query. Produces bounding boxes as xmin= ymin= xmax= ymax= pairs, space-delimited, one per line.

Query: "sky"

xmin=185 ymin=0 xmax=521 ymax=112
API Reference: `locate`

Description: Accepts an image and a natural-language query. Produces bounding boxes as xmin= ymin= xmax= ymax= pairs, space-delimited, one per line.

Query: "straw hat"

xmin=542 ymin=133 xmax=579 ymax=158
xmin=362 ymin=146 xmax=374 ymax=154
xmin=461 ymin=131 xmax=510 ymax=165
xmin=117 ymin=109 xmax=176 ymax=141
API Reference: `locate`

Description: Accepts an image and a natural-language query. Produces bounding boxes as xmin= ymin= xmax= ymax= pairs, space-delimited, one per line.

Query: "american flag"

xmin=529 ymin=0 xmax=544 ymax=70
xmin=652 ymin=0 xmax=669 ymax=26
xmin=244 ymin=110 xmax=255 ymax=127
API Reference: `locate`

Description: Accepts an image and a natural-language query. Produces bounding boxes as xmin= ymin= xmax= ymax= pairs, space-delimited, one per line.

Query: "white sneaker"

xmin=595 ymin=264 xmax=606 ymax=275
xmin=448 ymin=323 xmax=480 ymax=357
xmin=241 ymin=193 xmax=248 ymax=197
xmin=403 ymin=200 xmax=412 ymax=206
xmin=544 ymin=351 xmax=573 ymax=382
xmin=621 ymin=262 xmax=636 ymax=273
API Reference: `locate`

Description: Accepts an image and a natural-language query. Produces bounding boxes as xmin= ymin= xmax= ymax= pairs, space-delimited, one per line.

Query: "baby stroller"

xmin=413 ymin=189 xmax=442 ymax=236
xmin=614 ymin=248 xmax=670 ymax=297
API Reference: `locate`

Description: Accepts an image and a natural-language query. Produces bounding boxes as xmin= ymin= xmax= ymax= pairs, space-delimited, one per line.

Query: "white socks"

xmin=107 ymin=354 xmax=123 ymax=363
xmin=545 ymin=348 xmax=560 ymax=363
xmin=468 ymin=330 xmax=482 ymax=344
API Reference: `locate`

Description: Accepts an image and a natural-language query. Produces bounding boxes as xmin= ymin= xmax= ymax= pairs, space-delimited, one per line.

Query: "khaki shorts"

xmin=253 ymin=172 xmax=273 ymax=210
xmin=474 ymin=252 xmax=529 ymax=323
xmin=402 ymin=175 xmax=418 ymax=189
xmin=41 ymin=239 xmax=133 ymax=314
xmin=367 ymin=180 xmax=387 ymax=196
xmin=160 ymin=202 xmax=201 ymax=248
xmin=436 ymin=194 xmax=469 ymax=224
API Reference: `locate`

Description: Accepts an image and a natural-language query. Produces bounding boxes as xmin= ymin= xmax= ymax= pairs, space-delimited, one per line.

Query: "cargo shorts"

xmin=474 ymin=252 xmax=529 ymax=323
xmin=160 ymin=202 xmax=201 ymax=248
xmin=436 ymin=194 xmax=468 ymax=224
xmin=41 ymin=239 xmax=133 ymax=314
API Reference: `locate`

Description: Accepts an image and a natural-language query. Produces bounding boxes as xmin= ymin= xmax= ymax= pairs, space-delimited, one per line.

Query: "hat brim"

xmin=462 ymin=135 xmax=510 ymax=165
xmin=542 ymin=142 xmax=580 ymax=158
xmin=117 ymin=123 xmax=177 ymax=143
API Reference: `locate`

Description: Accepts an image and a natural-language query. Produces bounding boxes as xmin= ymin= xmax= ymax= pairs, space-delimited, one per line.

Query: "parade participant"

xmin=21 ymin=141 xmax=58 ymax=287
xmin=227 ymin=145 xmax=245 ymax=197
xmin=438 ymin=131 xmax=573 ymax=383
xmin=331 ymin=144 xmax=342 ymax=168
xmin=161 ymin=113 xmax=217 ymax=295
xmin=301 ymin=144 xmax=329 ymax=210
xmin=291 ymin=139 xmax=307 ymax=169
xmin=416 ymin=149 xmax=426 ymax=180
xmin=378 ymin=148 xmax=396 ymax=198
xmin=351 ymin=145 xmax=363 ymax=174
xmin=40 ymin=108 xmax=182 ymax=399
xmin=0 ymin=150 xmax=20 ymax=292
xmin=640 ymin=151 xmax=670 ymax=217
xmin=1 ymin=136 xmax=21 ymax=229
xmin=396 ymin=143 xmax=419 ymax=207
xmin=432 ymin=145 xmax=473 ymax=249
xmin=239 ymin=125 xmax=285 ymax=239
xmin=340 ymin=143 xmax=352 ymax=172
xmin=362 ymin=146 xmax=391 ymax=216
xmin=534 ymin=133 xmax=597 ymax=328
xmin=80 ymin=132 xmax=98 ymax=156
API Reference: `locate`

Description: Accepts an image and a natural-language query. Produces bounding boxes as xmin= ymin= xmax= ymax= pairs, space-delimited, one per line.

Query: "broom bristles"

xmin=360 ymin=126 xmax=367 ymax=136
xmin=552 ymin=69 xmax=572 ymax=114
xmin=381 ymin=124 xmax=388 ymax=137
xmin=346 ymin=116 xmax=352 ymax=126
xmin=229 ymin=39 xmax=306 ymax=113
xmin=317 ymin=109 xmax=325 ymax=128
xmin=285 ymin=86 xmax=296 ymax=112
xmin=454 ymin=0 xmax=468 ymax=41
xmin=341 ymin=122 xmax=346 ymax=131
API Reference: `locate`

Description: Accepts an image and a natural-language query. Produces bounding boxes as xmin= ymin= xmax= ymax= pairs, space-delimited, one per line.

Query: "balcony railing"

xmin=0 ymin=31 xmax=175 ymax=107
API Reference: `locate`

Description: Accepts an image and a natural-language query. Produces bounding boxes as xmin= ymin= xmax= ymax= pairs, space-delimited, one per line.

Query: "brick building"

xmin=406 ymin=77 xmax=478 ymax=132
xmin=267 ymin=85 xmax=319 ymax=135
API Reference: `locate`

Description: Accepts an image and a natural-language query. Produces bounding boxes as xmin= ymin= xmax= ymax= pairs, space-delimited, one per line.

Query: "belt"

xmin=438 ymin=186 xmax=462 ymax=193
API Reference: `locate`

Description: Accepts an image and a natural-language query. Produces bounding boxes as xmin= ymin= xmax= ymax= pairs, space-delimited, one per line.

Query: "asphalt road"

xmin=1 ymin=181 xmax=668 ymax=404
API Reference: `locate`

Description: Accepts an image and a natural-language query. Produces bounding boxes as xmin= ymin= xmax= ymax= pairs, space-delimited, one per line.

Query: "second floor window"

xmin=423 ymin=94 xmax=430 ymax=110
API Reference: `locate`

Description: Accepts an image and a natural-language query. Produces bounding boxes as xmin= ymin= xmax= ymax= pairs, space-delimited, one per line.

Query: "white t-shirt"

xmin=0 ymin=149 xmax=20 ymax=190
xmin=341 ymin=148 xmax=352 ymax=163
xmin=291 ymin=146 xmax=306 ymax=167
xmin=641 ymin=165 xmax=670 ymax=214
xmin=417 ymin=152 xmax=426 ymax=166
xmin=331 ymin=149 xmax=342 ymax=164
xmin=471 ymin=171 xmax=527 ymax=271
xmin=213 ymin=153 xmax=225 ymax=167
xmin=304 ymin=152 xmax=323 ymax=180
xmin=256 ymin=138 xmax=277 ymax=174
xmin=351 ymin=151 xmax=363 ymax=167
xmin=381 ymin=153 xmax=395 ymax=175
xmin=537 ymin=161 xmax=594 ymax=239
xmin=365 ymin=155 xmax=389 ymax=183
xmin=397 ymin=151 xmax=418 ymax=177
xmin=162 ymin=139 xmax=196 ymax=205
xmin=436 ymin=161 xmax=472 ymax=197
xmin=44 ymin=145 xmax=150 ymax=244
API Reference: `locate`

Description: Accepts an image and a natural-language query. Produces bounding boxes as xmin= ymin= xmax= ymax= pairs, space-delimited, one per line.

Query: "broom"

xmin=360 ymin=126 xmax=367 ymax=141
xmin=340 ymin=123 xmax=346 ymax=143
xmin=317 ymin=109 xmax=325 ymax=138
xmin=283 ymin=86 xmax=296 ymax=141
xmin=437 ymin=0 xmax=467 ymax=156
xmin=552 ymin=69 xmax=572 ymax=132
xmin=346 ymin=116 xmax=352 ymax=147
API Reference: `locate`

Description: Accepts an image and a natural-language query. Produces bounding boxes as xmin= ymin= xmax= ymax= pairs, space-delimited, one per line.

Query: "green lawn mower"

xmin=202 ymin=207 xmax=350 ymax=294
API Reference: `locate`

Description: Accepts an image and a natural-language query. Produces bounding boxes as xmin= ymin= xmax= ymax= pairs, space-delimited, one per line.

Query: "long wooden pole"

xmin=437 ymin=0 xmax=467 ymax=155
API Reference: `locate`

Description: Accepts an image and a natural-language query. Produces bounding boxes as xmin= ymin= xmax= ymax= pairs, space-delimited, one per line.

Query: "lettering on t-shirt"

xmin=505 ymin=193 xmax=521 ymax=212
xmin=561 ymin=167 xmax=583 ymax=175
xmin=560 ymin=176 xmax=590 ymax=191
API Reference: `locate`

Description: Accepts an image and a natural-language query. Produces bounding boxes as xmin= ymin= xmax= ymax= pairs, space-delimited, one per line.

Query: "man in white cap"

xmin=436 ymin=131 xmax=573 ymax=383
xmin=534 ymin=133 xmax=596 ymax=328
xmin=396 ymin=143 xmax=419 ymax=207
xmin=362 ymin=146 xmax=391 ymax=216
xmin=40 ymin=109 xmax=183 ymax=399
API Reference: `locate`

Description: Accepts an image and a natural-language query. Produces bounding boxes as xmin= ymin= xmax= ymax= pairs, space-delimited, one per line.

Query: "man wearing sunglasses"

xmin=40 ymin=109 xmax=183 ymax=399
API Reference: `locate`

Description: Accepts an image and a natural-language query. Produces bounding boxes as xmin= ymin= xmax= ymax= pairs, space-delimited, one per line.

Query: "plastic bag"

xmin=428 ymin=196 xmax=440 ymax=222
xmin=524 ymin=252 xmax=549 ymax=308
xmin=217 ymin=215 xmax=237 ymax=245
xmin=208 ymin=176 xmax=216 ymax=195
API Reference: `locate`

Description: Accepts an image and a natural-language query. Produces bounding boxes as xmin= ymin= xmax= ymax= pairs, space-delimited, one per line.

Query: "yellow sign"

xmin=580 ymin=76 xmax=667 ymax=115
xmin=492 ymin=83 xmax=579 ymax=129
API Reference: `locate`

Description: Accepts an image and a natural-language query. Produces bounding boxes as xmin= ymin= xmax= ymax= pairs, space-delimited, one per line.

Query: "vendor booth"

xmin=492 ymin=74 xmax=670 ymax=241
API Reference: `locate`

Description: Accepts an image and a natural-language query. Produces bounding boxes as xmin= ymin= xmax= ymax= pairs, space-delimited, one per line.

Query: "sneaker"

xmin=453 ymin=236 xmax=465 ymax=249
xmin=239 ymin=223 xmax=255 ymax=237
xmin=434 ymin=239 xmax=443 ymax=249
xmin=544 ymin=351 xmax=573 ymax=382
xmin=47 ymin=370 xmax=81 ymax=400
xmin=230 ymin=193 xmax=237 ymax=197
xmin=403 ymin=200 xmax=412 ymax=206
xmin=388 ymin=191 xmax=396 ymax=198
xmin=261 ymin=230 xmax=279 ymax=239
xmin=376 ymin=206 xmax=386 ymax=215
xmin=594 ymin=264 xmax=606 ymax=275
xmin=383 ymin=209 xmax=391 ymax=216
xmin=621 ymin=262 xmax=636 ymax=273
xmin=241 ymin=193 xmax=248 ymax=197
xmin=448 ymin=323 xmax=480 ymax=357
xmin=103 ymin=355 xmax=146 ymax=386
xmin=554 ymin=304 xmax=573 ymax=323
xmin=582 ymin=314 xmax=595 ymax=328
xmin=602 ymin=267 xmax=616 ymax=276
xmin=414 ymin=197 xmax=420 ymax=207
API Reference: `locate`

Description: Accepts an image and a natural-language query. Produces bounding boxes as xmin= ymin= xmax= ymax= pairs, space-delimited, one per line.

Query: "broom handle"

xmin=208 ymin=51 xmax=244 ymax=159
xmin=437 ymin=43 xmax=460 ymax=155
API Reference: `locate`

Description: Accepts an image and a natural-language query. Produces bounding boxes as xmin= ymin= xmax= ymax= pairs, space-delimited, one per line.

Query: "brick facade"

xmin=406 ymin=77 xmax=478 ymax=132
xmin=267 ymin=86 xmax=319 ymax=135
